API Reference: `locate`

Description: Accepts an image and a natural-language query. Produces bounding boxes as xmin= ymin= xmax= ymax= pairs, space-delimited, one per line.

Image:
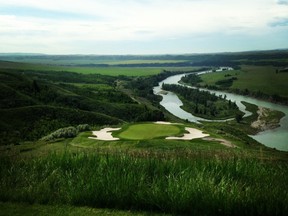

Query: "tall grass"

xmin=0 ymin=152 xmax=287 ymax=215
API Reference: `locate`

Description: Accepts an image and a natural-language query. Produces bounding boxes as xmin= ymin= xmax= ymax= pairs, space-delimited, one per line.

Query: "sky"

xmin=0 ymin=0 xmax=288 ymax=54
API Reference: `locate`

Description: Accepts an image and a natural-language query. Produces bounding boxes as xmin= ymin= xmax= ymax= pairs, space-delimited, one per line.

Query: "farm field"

xmin=0 ymin=60 xmax=200 ymax=76
xmin=199 ymin=65 xmax=288 ymax=99
xmin=0 ymin=55 xmax=188 ymax=65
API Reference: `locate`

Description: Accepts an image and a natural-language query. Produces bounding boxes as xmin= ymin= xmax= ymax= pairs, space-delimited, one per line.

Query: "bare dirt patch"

xmin=202 ymin=137 xmax=236 ymax=148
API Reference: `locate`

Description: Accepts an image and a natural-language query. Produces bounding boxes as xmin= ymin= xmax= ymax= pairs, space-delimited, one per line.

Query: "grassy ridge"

xmin=0 ymin=152 xmax=287 ymax=215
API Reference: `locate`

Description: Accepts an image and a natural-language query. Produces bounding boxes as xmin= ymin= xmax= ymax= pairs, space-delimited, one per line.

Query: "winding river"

xmin=153 ymin=70 xmax=288 ymax=151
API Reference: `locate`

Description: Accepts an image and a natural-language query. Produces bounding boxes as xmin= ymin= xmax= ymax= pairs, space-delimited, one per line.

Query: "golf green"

xmin=117 ymin=123 xmax=182 ymax=140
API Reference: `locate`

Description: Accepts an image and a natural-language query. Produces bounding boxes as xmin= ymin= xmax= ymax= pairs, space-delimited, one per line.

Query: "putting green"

xmin=117 ymin=123 xmax=182 ymax=140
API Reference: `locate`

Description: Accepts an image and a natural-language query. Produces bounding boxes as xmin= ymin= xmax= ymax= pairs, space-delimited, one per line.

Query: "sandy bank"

xmin=251 ymin=106 xmax=281 ymax=131
xmin=155 ymin=121 xmax=182 ymax=125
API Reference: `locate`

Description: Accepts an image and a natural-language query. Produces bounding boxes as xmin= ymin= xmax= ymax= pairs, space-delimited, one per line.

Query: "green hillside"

xmin=0 ymin=68 xmax=165 ymax=144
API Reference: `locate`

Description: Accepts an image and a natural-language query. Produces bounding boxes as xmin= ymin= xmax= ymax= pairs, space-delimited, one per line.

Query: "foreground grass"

xmin=1 ymin=152 xmax=287 ymax=215
xmin=0 ymin=202 xmax=165 ymax=216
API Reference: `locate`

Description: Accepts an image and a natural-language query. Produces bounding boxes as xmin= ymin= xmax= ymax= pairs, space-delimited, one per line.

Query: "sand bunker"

xmin=89 ymin=128 xmax=121 ymax=141
xmin=155 ymin=121 xmax=182 ymax=125
xmin=166 ymin=127 xmax=209 ymax=140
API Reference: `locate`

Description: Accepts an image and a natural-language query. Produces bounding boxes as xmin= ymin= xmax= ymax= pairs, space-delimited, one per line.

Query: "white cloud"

xmin=0 ymin=0 xmax=287 ymax=53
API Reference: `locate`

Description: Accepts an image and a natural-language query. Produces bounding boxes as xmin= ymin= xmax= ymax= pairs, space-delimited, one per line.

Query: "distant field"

xmin=117 ymin=123 xmax=182 ymax=140
xmin=0 ymin=61 xmax=161 ymax=76
xmin=199 ymin=65 xmax=288 ymax=98
xmin=0 ymin=61 xmax=199 ymax=76
xmin=0 ymin=58 xmax=187 ymax=65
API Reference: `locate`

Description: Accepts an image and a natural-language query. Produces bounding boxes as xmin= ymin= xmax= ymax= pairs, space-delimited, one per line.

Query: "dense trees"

xmin=162 ymin=83 xmax=240 ymax=119
xmin=181 ymin=74 xmax=203 ymax=86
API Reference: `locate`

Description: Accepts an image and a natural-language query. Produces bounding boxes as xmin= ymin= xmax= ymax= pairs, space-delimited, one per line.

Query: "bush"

xmin=76 ymin=124 xmax=91 ymax=132
xmin=41 ymin=126 xmax=78 ymax=141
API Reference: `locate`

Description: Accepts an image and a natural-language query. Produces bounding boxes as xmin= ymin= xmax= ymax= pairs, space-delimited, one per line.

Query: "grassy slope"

xmin=1 ymin=150 xmax=287 ymax=216
xmin=0 ymin=69 xmax=161 ymax=143
xmin=1 ymin=119 xmax=288 ymax=215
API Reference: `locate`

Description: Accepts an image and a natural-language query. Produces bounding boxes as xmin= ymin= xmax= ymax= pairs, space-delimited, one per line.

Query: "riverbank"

xmin=251 ymin=106 xmax=285 ymax=132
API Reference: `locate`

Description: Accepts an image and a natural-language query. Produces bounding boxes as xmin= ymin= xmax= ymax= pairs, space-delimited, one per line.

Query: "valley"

xmin=0 ymin=50 xmax=288 ymax=215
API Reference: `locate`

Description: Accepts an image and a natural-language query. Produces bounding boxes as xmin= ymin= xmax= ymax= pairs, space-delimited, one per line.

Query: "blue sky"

xmin=0 ymin=0 xmax=288 ymax=54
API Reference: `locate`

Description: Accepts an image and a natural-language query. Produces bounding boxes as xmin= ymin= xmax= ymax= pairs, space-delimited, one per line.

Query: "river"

xmin=153 ymin=70 xmax=288 ymax=151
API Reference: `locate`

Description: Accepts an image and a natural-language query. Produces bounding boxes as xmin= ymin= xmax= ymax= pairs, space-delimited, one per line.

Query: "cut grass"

xmin=116 ymin=123 xmax=183 ymax=140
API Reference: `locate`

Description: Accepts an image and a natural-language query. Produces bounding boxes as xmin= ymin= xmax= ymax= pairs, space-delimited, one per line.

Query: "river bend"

xmin=153 ymin=70 xmax=288 ymax=151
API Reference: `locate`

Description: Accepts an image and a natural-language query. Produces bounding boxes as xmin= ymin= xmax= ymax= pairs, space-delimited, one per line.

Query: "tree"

xmin=235 ymin=113 xmax=243 ymax=123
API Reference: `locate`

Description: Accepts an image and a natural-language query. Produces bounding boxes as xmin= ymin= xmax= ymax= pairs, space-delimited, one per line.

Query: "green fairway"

xmin=117 ymin=123 xmax=182 ymax=140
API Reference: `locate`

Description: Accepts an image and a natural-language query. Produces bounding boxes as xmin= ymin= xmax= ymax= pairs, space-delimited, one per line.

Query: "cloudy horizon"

xmin=0 ymin=0 xmax=288 ymax=54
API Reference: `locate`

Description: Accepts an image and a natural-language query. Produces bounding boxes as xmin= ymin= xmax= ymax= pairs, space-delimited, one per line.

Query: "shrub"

xmin=41 ymin=126 xmax=78 ymax=141
xmin=76 ymin=124 xmax=91 ymax=132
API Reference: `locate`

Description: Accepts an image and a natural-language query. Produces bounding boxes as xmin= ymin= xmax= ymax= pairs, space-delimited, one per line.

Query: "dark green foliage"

xmin=127 ymin=69 xmax=208 ymax=105
xmin=0 ymin=106 xmax=121 ymax=144
xmin=0 ymin=69 xmax=167 ymax=144
xmin=162 ymin=84 xmax=240 ymax=119
xmin=76 ymin=124 xmax=91 ymax=132
xmin=127 ymin=71 xmax=176 ymax=103
xmin=181 ymin=73 xmax=203 ymax=86
xmin=135 ymin=110 xmax=165 ymax=122
xmin=215 ymin=77 xmax=238 ymax=88
xmin=235 ymin=113 xmax=244 ymax=123
xmin=0 ymin=70 xmax=139 ymax=114
xmin=0 ymin=152 xmax=287 ymax=215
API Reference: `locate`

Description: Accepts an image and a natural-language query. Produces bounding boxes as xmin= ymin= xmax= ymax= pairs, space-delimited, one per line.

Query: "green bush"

xmin=41 ymin=126 xmax=78 ymax=141
xmin=76 ymin=124 xmax=91 ymax=132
